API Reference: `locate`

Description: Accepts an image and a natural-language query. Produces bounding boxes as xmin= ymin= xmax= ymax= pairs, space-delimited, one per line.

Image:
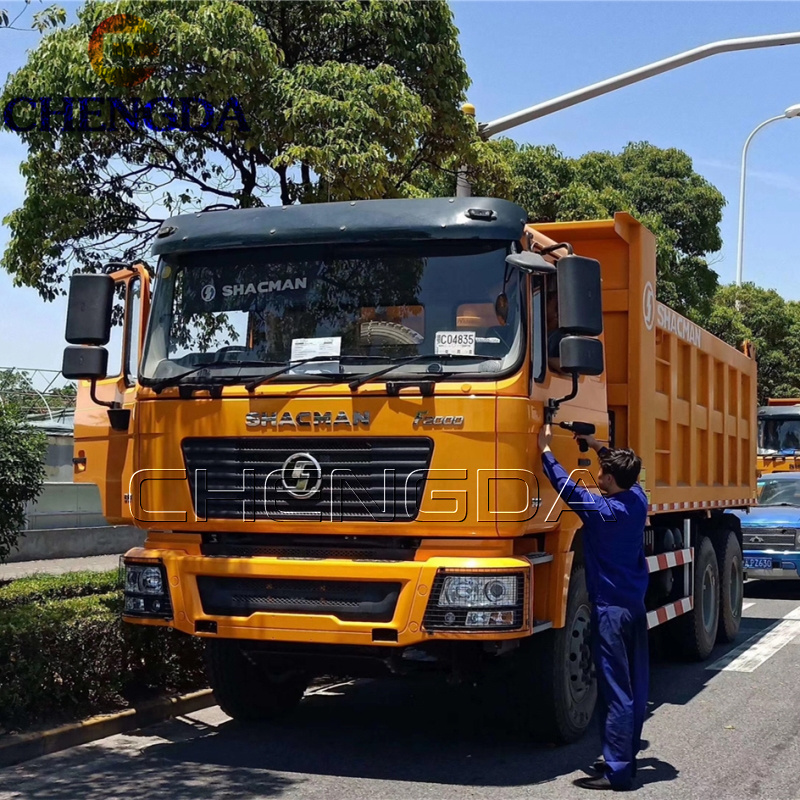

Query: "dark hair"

xmin=598 ymin=448 xmax=642 ymax=490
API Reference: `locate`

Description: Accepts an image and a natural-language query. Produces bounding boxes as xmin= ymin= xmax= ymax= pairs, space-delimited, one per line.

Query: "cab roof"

xmin=150 ymin=197 xmax=528 ymax=256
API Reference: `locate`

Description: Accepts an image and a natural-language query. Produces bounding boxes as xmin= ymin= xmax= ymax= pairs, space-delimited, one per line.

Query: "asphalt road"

xmin=3 ymin=580 xmax=800 ymax=800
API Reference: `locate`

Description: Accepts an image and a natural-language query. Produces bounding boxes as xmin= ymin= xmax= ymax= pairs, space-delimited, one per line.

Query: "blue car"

xmin=735 ymin=472 xmax=800 ymax=580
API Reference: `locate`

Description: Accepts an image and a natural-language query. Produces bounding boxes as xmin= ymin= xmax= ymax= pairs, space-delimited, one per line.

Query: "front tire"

xmin=204 ymin=639 xmax=309 ymax=721
xmin=529 ymin=564 xmax=597 ymax=743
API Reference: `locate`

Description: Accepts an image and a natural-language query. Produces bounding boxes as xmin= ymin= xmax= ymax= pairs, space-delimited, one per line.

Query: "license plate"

xmin=744 ymin=556 xmax=774 ymax=570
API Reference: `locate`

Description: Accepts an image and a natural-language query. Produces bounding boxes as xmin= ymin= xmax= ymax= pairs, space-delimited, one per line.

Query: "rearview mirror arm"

xmin=544 ymin=374 xmax=579 ymax=424
xmin=89 ymin=380 xmax=120 ymax=410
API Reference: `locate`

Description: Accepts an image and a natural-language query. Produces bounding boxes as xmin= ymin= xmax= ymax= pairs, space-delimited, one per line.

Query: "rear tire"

xmin=672 ymin=535 xmax=719 ymax=660
xmin=527 ymin=564 xmax=597 ymax=743
xmin=204 ymin=639 xmax=309 ymax=721
xmin=716 ymin=529 xmax=743 ymax=644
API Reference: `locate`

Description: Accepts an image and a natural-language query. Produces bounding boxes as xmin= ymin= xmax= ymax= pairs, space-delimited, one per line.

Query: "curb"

xmin=0 ymin=689 xmax=215 ymax=769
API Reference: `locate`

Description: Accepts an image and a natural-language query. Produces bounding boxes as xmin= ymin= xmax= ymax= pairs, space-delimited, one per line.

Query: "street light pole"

xmin=480 ymin=31 xmax=800 ymax=138
xmin=736 ymin=104 xmax=800 ymax=287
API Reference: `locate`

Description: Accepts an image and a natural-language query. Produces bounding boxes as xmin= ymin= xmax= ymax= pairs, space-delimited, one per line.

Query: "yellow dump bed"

xmin=534 ymin=213 xmax=756 ymax=512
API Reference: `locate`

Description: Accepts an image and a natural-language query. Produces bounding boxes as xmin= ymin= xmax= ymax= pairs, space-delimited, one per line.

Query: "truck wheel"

xmin=672 ymin=535 xmax=719 ymax=660
xmin=717 ymin=529 xmax=743 ymax=643
xmin=204 ymin=640 xmax=309 ymax=722
xmin=529 ymin=565 xmax=597 ymax=743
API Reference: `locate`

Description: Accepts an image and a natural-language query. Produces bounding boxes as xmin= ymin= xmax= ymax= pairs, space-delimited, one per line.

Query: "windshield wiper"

xmin=149 ymin=360 xmax=284 ymax=393
xmin=348 ymin=354 xmax=500 ymax=391
xmin=244 ymin=355 xmax=352 ymax=392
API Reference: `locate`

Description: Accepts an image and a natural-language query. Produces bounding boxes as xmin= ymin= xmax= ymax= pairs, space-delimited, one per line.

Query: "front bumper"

xmin=744 ymin=550 xmax=800 ymax=580
xmin=121 ymin=548 xmax=534 ymax=646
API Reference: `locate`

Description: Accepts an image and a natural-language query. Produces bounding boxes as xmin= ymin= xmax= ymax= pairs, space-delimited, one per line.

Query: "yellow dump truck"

xmin=757 ymin=398 xmax=800 ymax=474
xmin=62 ymin=198 xmax=756 ymax=742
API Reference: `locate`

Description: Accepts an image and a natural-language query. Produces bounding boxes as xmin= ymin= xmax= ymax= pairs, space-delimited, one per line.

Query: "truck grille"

xmin=182 ymin=437 xmax=433 ymax=522
xmin=196 ymin=576 xmax=401 ymax=622
xmin=742 ymin=528 xmax=797 ymax=549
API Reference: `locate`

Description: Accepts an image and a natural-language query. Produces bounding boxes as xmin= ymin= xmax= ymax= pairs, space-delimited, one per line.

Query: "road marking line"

xmin=742 ymin=602 xmax=755 ymax=611
xmin=707 ymin=605 xmax=800 ymax=673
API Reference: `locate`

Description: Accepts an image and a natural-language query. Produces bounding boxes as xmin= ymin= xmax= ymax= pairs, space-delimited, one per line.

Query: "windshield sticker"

xmin=291 ymin=337 xmax=341 ymax=361
xmin=435 ymin=331 xmax=475 ymax=356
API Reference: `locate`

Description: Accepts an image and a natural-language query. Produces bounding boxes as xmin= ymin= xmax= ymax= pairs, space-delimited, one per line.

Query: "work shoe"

xmin=591 ymin=757 xmax=637 ymax=779
xmin=573 ymin=775 xmax=633 ymax=792
xmin=573 ymin=775 xmax=614 ymax=791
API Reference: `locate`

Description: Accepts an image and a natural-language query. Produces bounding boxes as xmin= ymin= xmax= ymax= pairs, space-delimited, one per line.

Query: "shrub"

xmin=0 ymin=591 xmax=206 ymax=730
xmin=0 ymin=569 xmax=119 ymax=610
xmin=0 ymin=403 xmax=47 ymax=563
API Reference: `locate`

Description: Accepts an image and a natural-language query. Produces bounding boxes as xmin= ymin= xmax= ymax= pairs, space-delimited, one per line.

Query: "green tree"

xmin=1 ymin=1 xmax=65 ymax=32
xmin=2 ymin=0 xmax=470 ymax=300
xmin=704 ymin=283 xmax=800 ymax=404
xmin=0 ymin=403 xmax=46 ymax=563
xmin=420 ymin=140 xmax=726 ymax=318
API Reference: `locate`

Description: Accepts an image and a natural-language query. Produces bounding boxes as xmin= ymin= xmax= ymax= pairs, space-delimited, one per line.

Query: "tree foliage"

xmin=0 ymin=403 xmax=46 ymax=563
xmin=1 ymin=1 xmax=65 ymax=33
xmin=2 ymin=0 xmax=470 ymax=300
xmin=703 ymin=283 xmax=800 ymax=405
xmin=418 ymin=140 xmax=726 ymax=318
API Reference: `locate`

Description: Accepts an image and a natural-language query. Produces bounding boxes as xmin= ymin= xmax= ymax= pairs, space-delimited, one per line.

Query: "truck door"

xmin=72 ymin=264 xmax=151 ymax=524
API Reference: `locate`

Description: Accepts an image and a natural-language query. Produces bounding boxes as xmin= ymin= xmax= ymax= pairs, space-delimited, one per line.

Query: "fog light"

xmin=125 ymin=596 xmax=145 ymax=613
xmin=465 ymin=610 xmax=515 ymax=627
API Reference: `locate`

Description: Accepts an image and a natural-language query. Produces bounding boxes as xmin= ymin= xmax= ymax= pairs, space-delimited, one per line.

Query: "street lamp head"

xmin=784 ymin=104 xmax=800 ymax=118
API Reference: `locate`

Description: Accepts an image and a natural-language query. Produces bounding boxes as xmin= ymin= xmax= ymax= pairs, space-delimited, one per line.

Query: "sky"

xmin=3 ymin=1 xmax=800 ymax=371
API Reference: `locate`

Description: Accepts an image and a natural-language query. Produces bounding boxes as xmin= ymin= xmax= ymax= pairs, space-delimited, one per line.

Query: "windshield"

xmin=757 ymin=476 xmax=800 ymax=506
xmin=140 ymin=241 xmax=525 ymax=384
xmin=758 ymin=416 xmax=800 ymax=454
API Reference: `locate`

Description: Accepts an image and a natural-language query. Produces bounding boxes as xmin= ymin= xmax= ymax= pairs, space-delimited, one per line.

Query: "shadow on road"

xmin=132 ymin=583 xmax=798 ymax=791
xmin=138 ymin=675 xmax=681 ymax=790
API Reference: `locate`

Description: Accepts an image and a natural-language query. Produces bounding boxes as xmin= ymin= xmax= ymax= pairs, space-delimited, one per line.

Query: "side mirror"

xmin=62 ymin=345 xmax=108 ymax=380
xmin=559 ymin=336 xmax=604 ymax=376
xmin=557 ymin=255 xmax=603 ymax=336
xmin=505 ymin=251 xmax=556 ymax=274
xmin=65 ymin=274 xmax=115 ymax=345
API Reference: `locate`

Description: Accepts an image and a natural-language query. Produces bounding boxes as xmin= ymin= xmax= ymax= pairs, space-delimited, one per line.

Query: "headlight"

xmin=438 ymin=575 xmax=518 ymax=607
xmin=123 ymin=560 xmax=172 ymax=619
xmin=125 ymin=564 xmax=165 ymax=595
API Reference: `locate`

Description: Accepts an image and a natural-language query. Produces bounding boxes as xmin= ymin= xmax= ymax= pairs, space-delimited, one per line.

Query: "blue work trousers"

xmin=592 ymin=604 xmax=649 ymax=789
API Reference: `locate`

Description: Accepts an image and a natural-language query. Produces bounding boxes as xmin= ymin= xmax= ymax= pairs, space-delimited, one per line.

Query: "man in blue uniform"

xmin=538 ymin=424 xmax=649 ymax=791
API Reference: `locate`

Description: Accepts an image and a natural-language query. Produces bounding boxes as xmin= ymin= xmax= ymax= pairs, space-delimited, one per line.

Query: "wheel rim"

xmin=702 ymin=563 xmax=718 ymax=632
xmin=730 ymin=557 xmax=742 ymax=619
xmin=567 ymin=603 xmax=593 ymax=703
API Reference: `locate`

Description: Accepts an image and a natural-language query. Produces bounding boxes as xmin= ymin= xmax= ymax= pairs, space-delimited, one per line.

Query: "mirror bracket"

xmin=505 ymin=251 xmax=556 ymax=274
xmin=89 ymin=380 xmax=120 ymax=411
xmin=545 ymin=374 xmax=579 ymax=424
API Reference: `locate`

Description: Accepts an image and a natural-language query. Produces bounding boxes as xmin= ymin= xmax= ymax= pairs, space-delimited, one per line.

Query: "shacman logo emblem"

xmin=281 ymin=453 xmax=323 ymax=500
xmin=88 ymin=14 xmax=158 ymax=88
xmin=642 ymin=281 xmax=655 ymax=331
xmin=201 ymin=284 xmax=216 ymax=302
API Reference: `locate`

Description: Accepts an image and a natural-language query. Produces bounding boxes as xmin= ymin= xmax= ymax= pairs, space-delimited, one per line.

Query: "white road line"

xmin=742 ymin=602 xmax=755 ymax=611
xmin=707 ymin=605 xmax=800 ymax=673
